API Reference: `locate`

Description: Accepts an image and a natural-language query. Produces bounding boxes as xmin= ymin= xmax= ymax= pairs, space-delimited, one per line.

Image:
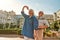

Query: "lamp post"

xmin=7 ymin=16 xmax=11 ymax=29
xmin=54 ymin=12 xmax=57 ymax=21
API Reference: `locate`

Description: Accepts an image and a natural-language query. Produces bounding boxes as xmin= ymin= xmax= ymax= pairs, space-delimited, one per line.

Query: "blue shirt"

xmin=21 ymin=11 xmax=38 ymax=39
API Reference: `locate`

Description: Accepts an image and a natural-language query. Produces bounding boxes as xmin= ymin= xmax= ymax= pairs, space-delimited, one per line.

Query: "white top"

xmin=38 ymin=16 xmax=49 ymax=27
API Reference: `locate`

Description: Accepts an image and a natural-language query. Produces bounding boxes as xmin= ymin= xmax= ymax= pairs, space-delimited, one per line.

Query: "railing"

xmin=0 ymin=23 xmax=21 ymax=34
xmin=0 ymin=23 xmax=20 ymax=29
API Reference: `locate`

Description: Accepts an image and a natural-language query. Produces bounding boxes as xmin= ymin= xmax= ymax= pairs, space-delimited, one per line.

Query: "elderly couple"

xmin=21 ymin=6 xmax=49 ymax=40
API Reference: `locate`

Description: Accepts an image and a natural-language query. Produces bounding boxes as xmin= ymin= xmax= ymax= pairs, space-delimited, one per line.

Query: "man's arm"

xmin=21 ymin=6 xmax=29 ymax=18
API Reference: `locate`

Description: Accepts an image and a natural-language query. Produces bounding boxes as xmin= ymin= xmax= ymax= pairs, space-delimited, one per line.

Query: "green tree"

xmin=54 ymin=21 xmax=59 ymax=31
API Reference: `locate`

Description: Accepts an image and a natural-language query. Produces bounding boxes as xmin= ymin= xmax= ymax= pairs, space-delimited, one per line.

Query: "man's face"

xmin=39 ymin=12 xmax=43 ymax=17
xmin=29 ymin=9 xmax=34 ymax=16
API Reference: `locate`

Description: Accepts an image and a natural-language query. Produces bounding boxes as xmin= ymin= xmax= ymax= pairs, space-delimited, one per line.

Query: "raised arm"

xmin=21 ymin=6 xmax=29 ymax=18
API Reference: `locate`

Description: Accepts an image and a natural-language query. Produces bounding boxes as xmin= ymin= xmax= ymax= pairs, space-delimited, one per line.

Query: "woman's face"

xmin=29 ymin=9 xmax=34 ymax=16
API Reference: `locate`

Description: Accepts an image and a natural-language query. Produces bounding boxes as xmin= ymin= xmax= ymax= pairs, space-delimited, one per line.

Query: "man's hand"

xmin=34 ymin=30 xmax=37 ymax=38
xmin=22 ymin=6 xmax=29 ymax=11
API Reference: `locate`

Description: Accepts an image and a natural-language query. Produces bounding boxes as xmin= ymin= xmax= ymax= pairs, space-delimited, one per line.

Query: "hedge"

xmin=0 ymin=29 xmax=21 ymax=35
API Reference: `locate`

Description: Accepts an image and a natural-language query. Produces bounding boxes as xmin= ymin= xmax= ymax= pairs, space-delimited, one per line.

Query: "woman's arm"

xmin=33 ymin=16 xmax=38 ymax=30
xmin=21 ymin=6 xmax=29 ymax=18
xmin=34 ymin=30 xmax=37 ymax=38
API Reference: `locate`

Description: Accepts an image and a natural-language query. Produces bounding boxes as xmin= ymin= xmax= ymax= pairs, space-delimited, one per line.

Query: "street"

xmin=0 ymin=34 xmax=23 ymax=40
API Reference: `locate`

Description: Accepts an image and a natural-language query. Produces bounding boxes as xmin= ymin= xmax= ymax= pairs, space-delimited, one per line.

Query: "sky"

xmin=0 ymin=0 xmax=60 ymax=15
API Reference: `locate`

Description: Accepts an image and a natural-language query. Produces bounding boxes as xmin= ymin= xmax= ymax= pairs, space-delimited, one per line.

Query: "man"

xmin=34 ymin=11 xmax=49 ymax=40
xmin=21 ymin=6 xmax=38 ymax=40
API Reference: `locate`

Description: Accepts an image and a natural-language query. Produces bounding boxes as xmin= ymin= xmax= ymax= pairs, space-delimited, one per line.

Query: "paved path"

xmin=0 ymin=34 xmax=23 ymax=40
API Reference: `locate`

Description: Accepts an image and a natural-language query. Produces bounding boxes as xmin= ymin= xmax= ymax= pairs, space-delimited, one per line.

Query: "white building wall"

xmin=0 ymin=10 xmax=17 ymax=24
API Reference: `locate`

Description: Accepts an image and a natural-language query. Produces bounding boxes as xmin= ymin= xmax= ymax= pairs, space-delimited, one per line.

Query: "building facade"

xmin=0 ymin=10 xmax=17 ymax=24
xmin=54 ymin=9 xmax=60 ymax=21
xmin=54 ymin=10 xmax=60 ymax=31
xmin=19 ymin=15 xmax=24 ymax=28
xmin=44 ymin=14 xmax=54 ymax=24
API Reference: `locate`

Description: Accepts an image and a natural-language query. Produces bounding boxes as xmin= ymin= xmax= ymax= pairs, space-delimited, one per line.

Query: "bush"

xmin=10 ymin=24 xmax=17 ymax=28
xmin=0 ymin=23 xmax=22 ymax=34
xmin=0 ymin=24 xmax=4 ymax=29
xmin=5 ymin=23 xmax=9 ymax=28
xmin=0 ymin=28 xmax=21 ymax=34
xmin=54 ymin=21 xmax=59 ymax=31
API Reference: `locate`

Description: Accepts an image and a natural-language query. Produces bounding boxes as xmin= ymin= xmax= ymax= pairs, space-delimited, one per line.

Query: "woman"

xmin=21 ymin=6 xmax=38 ymax=40
xmin=34 ymin=11 xmax=49 ymax=40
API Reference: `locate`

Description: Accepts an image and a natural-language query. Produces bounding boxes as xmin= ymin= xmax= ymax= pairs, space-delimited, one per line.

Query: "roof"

xmin=15 ymin=15 xmax=24 ymax=20
xmin=44 ymin=14 xmax=54 ymax=19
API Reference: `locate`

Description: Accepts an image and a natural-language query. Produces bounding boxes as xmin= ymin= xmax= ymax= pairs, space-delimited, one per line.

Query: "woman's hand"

xmin=22 ymin=6 xmax=29 ymax=11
